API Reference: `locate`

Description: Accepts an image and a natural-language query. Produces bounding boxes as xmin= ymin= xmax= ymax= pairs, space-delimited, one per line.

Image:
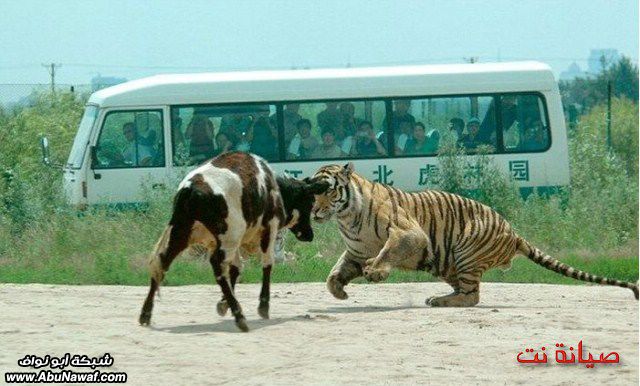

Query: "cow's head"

xmin=277 ymin=176 xmax=330 ymax=242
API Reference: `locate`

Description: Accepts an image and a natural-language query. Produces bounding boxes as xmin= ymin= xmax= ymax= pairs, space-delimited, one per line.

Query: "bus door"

xmin=87 ymin=108 xmax=170 ymax=204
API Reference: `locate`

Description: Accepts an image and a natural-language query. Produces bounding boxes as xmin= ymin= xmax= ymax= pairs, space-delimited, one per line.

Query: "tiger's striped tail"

xmin=516 ymin=237 xmax=638 ymax=300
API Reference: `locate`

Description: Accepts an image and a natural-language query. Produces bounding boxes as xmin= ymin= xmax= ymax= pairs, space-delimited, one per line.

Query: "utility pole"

xmin=42 ymin=63 xmax=61 ymax=93
xmin=599 ymin=54 xmax=608 ymax=74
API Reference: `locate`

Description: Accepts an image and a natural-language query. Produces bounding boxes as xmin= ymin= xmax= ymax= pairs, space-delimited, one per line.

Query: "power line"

xmin=1 ymin=55 xmax=635 ymax=74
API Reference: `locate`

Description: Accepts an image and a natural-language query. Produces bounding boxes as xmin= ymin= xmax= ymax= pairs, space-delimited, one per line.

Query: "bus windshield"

xmin=67 ymin=105 xmax=99 ymax=169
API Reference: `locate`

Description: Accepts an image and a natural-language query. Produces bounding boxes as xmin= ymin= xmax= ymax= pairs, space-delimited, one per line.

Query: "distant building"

xmin=559 ymin=62 xmax=589 ymax=81
xmin=91 ymin=74 xmax=127 ymax=91
xmin=587 ymin=49 xmax=619 ymax=75
xmin=560 ymin=49 xmax=621 ymax=80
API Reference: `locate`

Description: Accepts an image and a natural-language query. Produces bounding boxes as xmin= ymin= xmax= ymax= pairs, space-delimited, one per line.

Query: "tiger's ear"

xmin=342 ymin=162 xmax=354 ymax=178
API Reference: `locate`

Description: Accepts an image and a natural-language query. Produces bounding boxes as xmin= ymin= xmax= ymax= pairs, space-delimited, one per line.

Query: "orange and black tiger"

xmin=310 ymin=162 xmax=638 ymax=306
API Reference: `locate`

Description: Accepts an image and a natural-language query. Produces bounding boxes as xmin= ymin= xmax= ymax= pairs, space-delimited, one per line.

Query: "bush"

xmin=574 ymin=97 xmax=638 ymax=176
xmin=0 ymin=91 xmax=84 ymax=233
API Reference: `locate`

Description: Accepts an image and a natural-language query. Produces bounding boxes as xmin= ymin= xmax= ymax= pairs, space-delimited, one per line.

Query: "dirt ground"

xmin=0 ymin=282 xmax=637 ymax=385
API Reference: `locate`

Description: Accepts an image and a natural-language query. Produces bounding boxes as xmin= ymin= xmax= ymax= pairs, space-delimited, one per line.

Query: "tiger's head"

xmin=310 ymin=162 xmax=355 ymax=223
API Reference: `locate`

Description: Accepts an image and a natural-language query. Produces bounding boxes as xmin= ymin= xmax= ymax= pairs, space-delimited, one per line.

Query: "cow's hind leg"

xmin=139 ymin=278 xmax=159 ymax=326
xmin=139 ymin=222 xmax=192 ymax=326
xmin=210 ymin=248 xmax=248 ymax=332
xmin=216 ymin=251 xmax=241 ymax=316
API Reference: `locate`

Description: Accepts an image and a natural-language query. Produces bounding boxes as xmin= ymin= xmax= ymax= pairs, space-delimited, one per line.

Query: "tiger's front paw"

xmin=327 ymin=275 xmax=349 ymax=300
xmin=363 ymin=266 xmax=389 ymax=283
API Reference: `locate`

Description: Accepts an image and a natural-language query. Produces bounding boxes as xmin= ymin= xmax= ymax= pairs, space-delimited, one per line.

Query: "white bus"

xmin=45 ymin=62 xmax=569 ymax=207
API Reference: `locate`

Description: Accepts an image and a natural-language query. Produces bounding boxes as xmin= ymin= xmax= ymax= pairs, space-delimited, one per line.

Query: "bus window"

xmin=93 ymin=110 xmax=164 ymax=169
xmin=392 ymin=96 xmax=497 ymax=156
xmin=502 ymin=94 xmax=550 ymax=152
xmin=286 ymin=99 xmax=386 ymax=160
xmin=171 ymin=104 xmax=278 ymax=165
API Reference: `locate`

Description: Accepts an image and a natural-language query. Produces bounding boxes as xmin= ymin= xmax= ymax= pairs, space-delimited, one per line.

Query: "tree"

xmin=559 ymin=55 xmax=638 ymax=113
xmin=608 ymin=56 xmax=639 ymax=102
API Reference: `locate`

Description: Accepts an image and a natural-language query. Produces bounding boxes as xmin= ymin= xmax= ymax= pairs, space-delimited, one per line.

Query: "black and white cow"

xmin=139 ymin=152 xmax=329 ymax=331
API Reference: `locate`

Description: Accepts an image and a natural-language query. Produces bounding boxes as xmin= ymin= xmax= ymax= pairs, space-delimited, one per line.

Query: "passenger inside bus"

xmin=353 ymin=121 xmax=386 ymax=157
xmin=500 ymin=95 xmax=519 ymax=130
xmin=339 ymin=102 xmax=359 ymax=135
xmin=134 ymin=113 xmax=159 ymax=147
xmin=394 ymin=120 xmax=413 ymax=154
xmin=186 ymin=115 xmax=216 ymax=162
xmin=384 ymin=99 xmax=416 ymax=134
xmin=287 ymin=119 xmax=319 ymax=159
xmin=134 ymin=112 xmax=164 ymax=165
xmin=317 ymin=102 xmax=342 ymax=133
xmin=311 ymin=129 xmax=344 ymax=159
xmin=171 ymin=112 xmax=185 ymax=150
xmin=250 ymin=116 xmax=278 ymax=161
xmin=280 ymin=104 xmax=302 ymax=146
xmin=212 ymin=131 xmax=234 ymax=157
xmin=220 ymin=113 xmax=252 ymax=145
xmin=404 ymin=122 xmax=440 ymax=155
xmin=458 ymin=117 xmax=488 ymax=150
xmin=519 ymin=120 xmax=548 ymax=152
xmin=448 ymin=117 xmax=465 ymax=142
xmin=121 ymin=122 xmax=154 ymax=167
xmin=333 ymin=123 xmax=354 ymax=156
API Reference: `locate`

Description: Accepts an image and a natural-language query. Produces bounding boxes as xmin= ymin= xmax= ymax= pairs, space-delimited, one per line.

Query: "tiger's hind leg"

xmin=363 ymin=226 xmax=429 ymax=282
xmin=426 ymin=271 xmax=480 ymax=307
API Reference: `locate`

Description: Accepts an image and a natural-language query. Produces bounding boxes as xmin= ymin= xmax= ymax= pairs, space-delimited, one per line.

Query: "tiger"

xmin=310 ymin=162 xmax=638 ymax=307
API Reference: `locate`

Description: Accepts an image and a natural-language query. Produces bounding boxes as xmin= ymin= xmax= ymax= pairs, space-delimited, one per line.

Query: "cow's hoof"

xmin=139 ymin=311 xmax=151 ymax=326
xmin=216 ymin=299 xmax=229 ymax=316
xmin=258 ymin=302 xmax=270 ymax=319
xmin=235 ymin=317 xmax=250 ymax=332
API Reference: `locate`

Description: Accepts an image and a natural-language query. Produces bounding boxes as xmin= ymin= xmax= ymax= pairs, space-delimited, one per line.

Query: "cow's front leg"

xmin=258 ymin=265 xmax=272 ymax=319
xmin=258 ymin=225 xmax=277 ymax=319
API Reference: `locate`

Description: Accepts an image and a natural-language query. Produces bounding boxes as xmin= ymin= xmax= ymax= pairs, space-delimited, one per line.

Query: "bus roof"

xmin=89 ymin=61 xmax=557 ymax=107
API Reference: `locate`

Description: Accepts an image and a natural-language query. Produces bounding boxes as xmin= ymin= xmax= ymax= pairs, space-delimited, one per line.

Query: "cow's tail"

xmin=148 ymin=225 xmax=172 ymax=294
xmin=517 ymin=236 xmax=638 ymax=300
xmin=148 ymin=186 xmax=195 ymax=295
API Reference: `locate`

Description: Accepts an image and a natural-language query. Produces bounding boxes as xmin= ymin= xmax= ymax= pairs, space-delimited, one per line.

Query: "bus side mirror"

xmin=90 ymin=145 xmax=98 ymax=167
xmin=40 ymin=136 xmax=64 ymax=168
xmin=89 ymin=146 xmax=102 ymax=179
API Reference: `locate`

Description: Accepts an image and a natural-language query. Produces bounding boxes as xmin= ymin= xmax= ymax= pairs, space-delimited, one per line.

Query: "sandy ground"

xmin=0 ymin=282 xmax=637 ymax=385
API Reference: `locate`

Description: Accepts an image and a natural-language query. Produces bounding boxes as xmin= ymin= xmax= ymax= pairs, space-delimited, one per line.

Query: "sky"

xmin=0 ymin=0 xmax=638 ymax=85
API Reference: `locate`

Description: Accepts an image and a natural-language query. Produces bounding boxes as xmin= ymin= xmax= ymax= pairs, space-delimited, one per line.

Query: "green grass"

xmin=0 ymin=239 xmax=636 ymax=286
